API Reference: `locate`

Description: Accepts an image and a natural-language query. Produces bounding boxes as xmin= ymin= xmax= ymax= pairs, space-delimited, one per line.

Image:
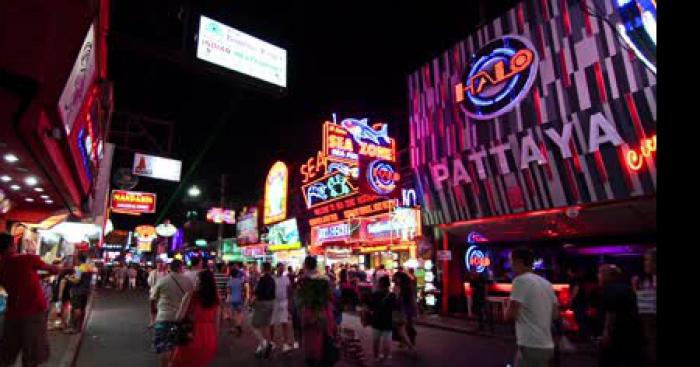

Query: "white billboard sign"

xmin=196 ymin=15 xmax=287 ymax=88
xmin=58 ymin=22 xmax=97 ymax=135
xmin=132 ymin=153 xmax=182 ymax=182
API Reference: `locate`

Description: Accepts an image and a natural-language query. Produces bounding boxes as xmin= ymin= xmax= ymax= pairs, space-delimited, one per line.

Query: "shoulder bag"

xmin=168 ymin=275 xmax=194 ymax=346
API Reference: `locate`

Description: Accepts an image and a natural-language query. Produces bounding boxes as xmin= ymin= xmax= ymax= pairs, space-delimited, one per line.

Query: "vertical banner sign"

xmin=264 ymin=161 xmax=288 ymax=224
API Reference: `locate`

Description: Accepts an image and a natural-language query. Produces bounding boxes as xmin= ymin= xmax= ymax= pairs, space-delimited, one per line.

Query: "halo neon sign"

xmin=455 ymin=35 xmax=539 ymax=120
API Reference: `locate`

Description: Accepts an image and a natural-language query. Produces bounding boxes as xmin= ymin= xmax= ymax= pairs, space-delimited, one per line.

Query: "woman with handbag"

xmin=170 ymin=270 xmax=220 ymax=367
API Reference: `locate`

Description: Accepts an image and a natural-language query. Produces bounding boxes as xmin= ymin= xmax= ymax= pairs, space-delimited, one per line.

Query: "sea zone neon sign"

xmin=323 ymin=119 xmax=396 ymax=163
xmin=455 ymin=35 xmax=539 ymax=120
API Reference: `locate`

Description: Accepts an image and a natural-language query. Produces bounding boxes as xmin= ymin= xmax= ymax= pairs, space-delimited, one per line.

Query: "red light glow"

xmin=626 ymin=135 xmax=657 ymax=171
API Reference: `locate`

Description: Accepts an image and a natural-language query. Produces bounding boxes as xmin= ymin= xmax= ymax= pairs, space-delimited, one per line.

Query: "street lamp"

xmin=188 ymin=185 xmax=201 ymax=197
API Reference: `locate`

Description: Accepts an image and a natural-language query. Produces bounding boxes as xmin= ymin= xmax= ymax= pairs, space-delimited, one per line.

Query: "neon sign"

xmin=300 ymin=151 xmax=326 ymax=183
xmin=467 ymin=231 xmax=488 ymax=244
xmin=323 ymin=120 xmax=396 ymax=163
xmin=111 ymin=190 xmax=157 ymax=213
xmin=301 ymin=171 xmax=357 ymax=209
xmin=615 ymin=0 xmax=656 ymax=74
xmin=465 ymin=245 xmax=491 ymax=273
xmin=206 ymin=208 xmax=236 ymax=224
xmin=455 ymin=35 xmax=539 ymax=120
xmin=267 ymin=218 xmax=301 ymax=251
xmin=626 ymin=135 xmax=656 ymax=171
xmin=264 ymin=161 xmax=288 ymax=224
xmin=364 ymin=159 xmax=400 ymax=196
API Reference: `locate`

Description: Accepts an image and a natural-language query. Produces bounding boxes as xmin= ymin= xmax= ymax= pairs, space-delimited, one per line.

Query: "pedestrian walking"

xmin=251 ymin=262 xmax=275 ymax=359
xmin=147 ymin=260 xmax=168 ymax=328
xmin=213 ymin=263 xmax=230 ymax=324
xmin=295 ymin=256 xmax=337 ymax=367
xmin=598 ymin=264 xmax=643 ymax=367
xmin=271 ymin=262 xmax=295 ymax=353
xmin=150 ymin=259 xmax=194 ymax=367
xmin=0 ymin=232 xmax=63 ymax=367
xmin=391 ymin=271 xmax=415 ymax=353
xmin=170 ymin=270 xmax=220 ymax=367
xmin=367 ymin=275 xmax=396 ymax=362
xmin=128 ymin=265 xmax=138 ymax=289
xmin=227 ymin=266 xmax=246 ymax=336
xmin=184 ymin=257 xmax=203 ymax=285
xmin=372 ymin=264 xmax=389 ymax=290
xmin=470 ymin=268 xmax=489 ymax=331
xmin=118 ymin=264 xmax=128 ymax=291
xmin=631 ymin=248 xmax=656 ymax=367
xmin=505 ymin=247 xmax=559 ymax=367
xmin=64 ymin=254 xmax=93 ymax=334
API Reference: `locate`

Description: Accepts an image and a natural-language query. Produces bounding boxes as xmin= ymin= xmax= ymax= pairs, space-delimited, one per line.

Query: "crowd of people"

xmin=146 ymin=256 xmax=421 ymax=367
xmin=0 ymin=233 xmax=96 ymax=366
xmin=0 ymin=231 xmax=656 ymax=367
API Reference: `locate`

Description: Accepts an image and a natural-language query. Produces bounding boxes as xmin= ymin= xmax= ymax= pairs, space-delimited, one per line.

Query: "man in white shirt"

xmin=372 ymin=264 xmax=389 ymax=290
xmin=506 ymin=247 xmax=559 ymax=367
xmin=271 ymin=262 xmax=295 ymax=353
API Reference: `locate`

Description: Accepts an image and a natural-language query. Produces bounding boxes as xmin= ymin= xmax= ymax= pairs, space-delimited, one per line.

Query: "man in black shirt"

xmin=598 ymin=264 xmax=643 ymax=367
xmin=251 ymin=262 xmax=276 ymax=359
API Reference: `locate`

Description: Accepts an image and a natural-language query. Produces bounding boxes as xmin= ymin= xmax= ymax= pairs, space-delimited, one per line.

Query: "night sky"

xmin=107 ymin=0 xmax=520 ymax=231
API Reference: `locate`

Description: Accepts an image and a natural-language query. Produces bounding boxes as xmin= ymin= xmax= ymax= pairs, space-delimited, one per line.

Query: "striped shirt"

xmin=636 ymin=276 xmax=656 ymax=315
xmin=214 ymin=272 xmax=229 ymax=297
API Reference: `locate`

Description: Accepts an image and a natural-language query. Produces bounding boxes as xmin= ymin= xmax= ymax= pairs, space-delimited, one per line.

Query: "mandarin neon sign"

xmin=626 ymin=135 xmax=657 ymax=171
xmin=264 ymin=161 xmax=288 ymax=224
xmin=455 ymin=35 xmax=539 ymax=120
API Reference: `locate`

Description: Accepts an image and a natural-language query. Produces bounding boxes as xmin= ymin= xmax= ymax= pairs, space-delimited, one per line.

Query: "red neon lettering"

xmin=626 ymin=135 xmax=656 ymax=171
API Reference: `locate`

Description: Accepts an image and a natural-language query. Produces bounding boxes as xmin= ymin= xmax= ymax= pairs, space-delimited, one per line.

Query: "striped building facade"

xmin=408 ymin=0 xmax=656 ymax=226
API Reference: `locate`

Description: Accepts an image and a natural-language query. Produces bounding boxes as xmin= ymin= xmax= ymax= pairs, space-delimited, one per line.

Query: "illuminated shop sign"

xmin=361 ymin=159 xmax=400 ymax=197
xmin=196 ymin=15 xmax=287 ymax=87
xmin=430 ymin=113 xmax=625 ymax=188
xmin=615 ymin=0 xmax=656 ymax=73
xmin=358 ymin=244 xmax=414 ymax=254
xmin=206 ymin=208 xmax=236 ymax=224
xmin=364 ymin=208 xmax=421 ymax=243
xmin=323 ymin=119 xmax=396 ymax=163
xmin=264 ymin=161 xmax=288 ymax=224
xmin=465 ymin=245 xmax=491 ymax=273
xmin=301 ymin=171 xmax=357 ymax=209
xmin=343 ymin=199 xmax=396 ymax=219
xmin=111 ymin=190 xmax=157 ymax=213
xmin=236 ymin=208 xmax=259 ymax=245
xmin=133 ymin=153 xmax=182 ymax=182
xmin=267 ymin=218 xmax=301 ymax=251
xmin=467 ymin=231 xmax=488 ymax=244
xmin=626 ymin=135 xmax=657 ymax=171
xmin=401 ymin=189 xmax=418 ymax=208
xmin=311 ymin=219 xmax=361 ymax=245
xmin=455 ymin=35 xmax=538 ymax=120
xmin=327 ymin=160 xmax=359 ymax=179
xmin=156 ymin=223 xmax=177 ymax=237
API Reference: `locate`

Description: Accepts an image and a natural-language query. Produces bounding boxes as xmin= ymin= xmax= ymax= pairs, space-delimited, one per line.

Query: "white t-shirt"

xmin=510 ymin=272 xmax=558 ymax=349
xmin=274 ymin=275 xmax=290 ymax=302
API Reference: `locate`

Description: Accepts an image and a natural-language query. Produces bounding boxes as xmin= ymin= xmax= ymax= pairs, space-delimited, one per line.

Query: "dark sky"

xmin=107 ymin=0 xmax=519 ymax=230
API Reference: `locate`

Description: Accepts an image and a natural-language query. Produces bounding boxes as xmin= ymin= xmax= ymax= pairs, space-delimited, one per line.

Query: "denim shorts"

xmin=153 ymin=321 xmax=178 ymax=354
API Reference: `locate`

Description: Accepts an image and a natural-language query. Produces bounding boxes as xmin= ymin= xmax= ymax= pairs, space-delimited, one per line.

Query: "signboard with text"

xmin=133 ymin=153 xmax=182 ymax=182
xmin=111 ymin=190 xmax=156 ymax=214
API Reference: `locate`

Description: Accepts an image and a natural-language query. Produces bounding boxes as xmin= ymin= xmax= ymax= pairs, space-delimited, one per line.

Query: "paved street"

xmin=75 ymin=289 xmax=596 ymax=367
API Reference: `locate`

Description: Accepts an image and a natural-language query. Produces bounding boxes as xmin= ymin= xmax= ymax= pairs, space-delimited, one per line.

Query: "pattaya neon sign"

xmin=626 ymin=135 xmax=656 ymax=171
xmin=264 ymin=161 xmax=288 ymax=224
xmin=302 ymin=171 xmax=357 ymax=209
xmin=455 ymin=35 xmax=539 ymax=120
xmin=466 ymin=245 xmax=491 ymax=273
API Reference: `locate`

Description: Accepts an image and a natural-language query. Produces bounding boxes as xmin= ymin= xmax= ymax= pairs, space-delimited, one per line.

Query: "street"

xmin=75 ymin=289 xmax=595 ymax=367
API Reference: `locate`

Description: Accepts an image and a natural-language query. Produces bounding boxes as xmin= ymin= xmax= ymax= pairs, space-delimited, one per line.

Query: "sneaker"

xmin=281 ymin=344 xmax=292 ymax=354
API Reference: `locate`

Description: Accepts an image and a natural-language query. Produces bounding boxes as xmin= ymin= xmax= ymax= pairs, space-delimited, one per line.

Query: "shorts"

xmin=70 ymin=294 xmax=89 ymax=310
xmin=271 ymin=300 xmax=289 ymax=324
xmin=0 ymin=313 xmax=50 ymax=366
xmin=515 ymin=346 xmax=554 ymax=367
xmin=230 ymin=301 xmax=244 ymax=312
xmin=372 ymin=329 xmax=392 ymax=344
xmin=251 ymin=300 xmax=274 ymax=328
xmin=153 ymin=321 xmax=178 ymax=354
